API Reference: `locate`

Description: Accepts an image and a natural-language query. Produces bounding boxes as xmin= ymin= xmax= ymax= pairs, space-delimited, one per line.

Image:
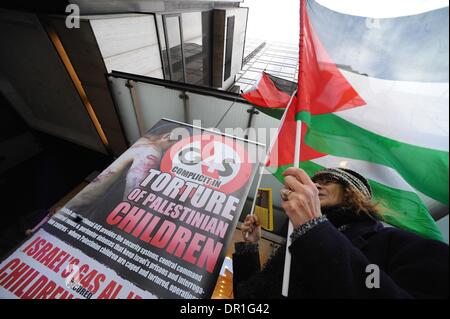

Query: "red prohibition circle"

xmin=160 ymin=134 xmax=253 ymax=194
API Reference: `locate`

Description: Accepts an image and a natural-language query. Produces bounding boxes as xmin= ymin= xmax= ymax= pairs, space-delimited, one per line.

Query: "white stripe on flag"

xmin=335 ymin=70 xmax=449 ymax=151
xmin=311 ymin=155 xmax=447 ymax=214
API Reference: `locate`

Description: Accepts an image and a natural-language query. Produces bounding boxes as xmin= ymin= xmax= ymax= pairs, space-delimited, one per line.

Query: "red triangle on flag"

xmin=241 ymin=72 xmax=292 ymax=109
xmin=297 ymin=0 xmax=366 ymax=115
xmin=267 ymin=96 xmax=326 ymax=169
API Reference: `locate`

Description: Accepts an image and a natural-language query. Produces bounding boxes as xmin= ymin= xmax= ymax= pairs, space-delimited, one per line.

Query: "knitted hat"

xmin=312 ymin=168 xmax=372 ymax=199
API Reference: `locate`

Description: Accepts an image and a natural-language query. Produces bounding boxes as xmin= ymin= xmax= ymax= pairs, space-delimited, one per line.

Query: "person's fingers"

xmin=283 ymin=167 xmax=316 ymax=188
xmin=242 ymin=214 xmax=261 ymax=241
xmin=244 ymin=214 xmax=254 ymax=224
xmin=249 ymin=214 xmax=260 ymax=226
xmin=243 ymin=221 xmax=254 ymax=230
xmin=242 ymin=224 xmax=255 ymax=233
xmin=284 ymin=175 xmax=306 ymax=192
xmin=245 ymin=214 xmax=260 ymax=226
xmin=280 ymin=187 xmax=292 ymax=201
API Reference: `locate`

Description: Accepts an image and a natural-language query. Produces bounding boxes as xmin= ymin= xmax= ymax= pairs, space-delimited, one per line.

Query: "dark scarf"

xmin=321 ymin=205 xmax=378 ymax=230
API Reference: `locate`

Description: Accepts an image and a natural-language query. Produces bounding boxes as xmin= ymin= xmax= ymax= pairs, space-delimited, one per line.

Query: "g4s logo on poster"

xmin=160 ymin=134 xmax=254 ymax=194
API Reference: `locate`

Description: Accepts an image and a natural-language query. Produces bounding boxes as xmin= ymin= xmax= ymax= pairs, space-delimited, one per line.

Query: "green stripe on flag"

xmin=296 ymin=111 xmax=449 ymax=205
xmin=268 ymin=162 xmax=443 ymax=241
xmin=370 ymin=179 xmax=443 ymax=241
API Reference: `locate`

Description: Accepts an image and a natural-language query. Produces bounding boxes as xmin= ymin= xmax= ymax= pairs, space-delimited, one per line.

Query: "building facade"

xmin=234 ymin=40 xmax=299 ymax=92
xmin=0 ymin=0 xmax=249 ymax=158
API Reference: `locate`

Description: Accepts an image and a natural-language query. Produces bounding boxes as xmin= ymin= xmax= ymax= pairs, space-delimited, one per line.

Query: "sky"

xmin=242 ymin=0 xmax=449 ymax=45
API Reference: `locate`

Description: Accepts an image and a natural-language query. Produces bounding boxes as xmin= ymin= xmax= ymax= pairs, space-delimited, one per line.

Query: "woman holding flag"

xmin=233 ymin=167 xmax=449 ymax=298
xmin=234 ymin=0 xmax=448 ymax=299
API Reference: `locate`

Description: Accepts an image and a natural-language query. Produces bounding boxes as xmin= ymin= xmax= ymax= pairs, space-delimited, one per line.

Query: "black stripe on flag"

xmin=266 ymin=72 xmax=297 ymax=96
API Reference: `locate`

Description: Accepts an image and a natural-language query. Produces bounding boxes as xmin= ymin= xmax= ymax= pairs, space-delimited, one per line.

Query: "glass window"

xmin=224 ymin=16 xmax=235 ymax=81
xmin=243 ymin=71 xmax=261 ymax=80
xmin=266 ymin=64 xmax=282 ymax=72
xmin=155 ymin=15 xmax=170 ymax=79
xmin=282 ymin=58 xmax=298 ymax=66
xmin=164 ymin=15 xmax=185 ymax=82
xmin=158 ymin=12 xmax=214 ymax=86
xmin=281 ymin=66 xmax=296 ymax=75
xmin=181 ymin=11 xmax=213 ymax=86
xmin=253 ymin=62 xmax=267 ymax=70
xmin=272 ymin=57 xmax=285 ymax=63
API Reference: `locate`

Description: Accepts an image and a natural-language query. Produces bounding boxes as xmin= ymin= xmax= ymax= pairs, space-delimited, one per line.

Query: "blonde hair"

xmin=342 ymin=185 xmax=383 ymax=220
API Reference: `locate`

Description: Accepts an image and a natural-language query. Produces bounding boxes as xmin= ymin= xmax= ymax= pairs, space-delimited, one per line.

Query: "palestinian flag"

xmin=242 ymin=0 xmax=449 ymax=241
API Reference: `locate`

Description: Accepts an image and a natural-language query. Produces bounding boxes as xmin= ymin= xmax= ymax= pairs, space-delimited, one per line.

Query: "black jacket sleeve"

xmin=232 ymin=248 xmax=261 ymax=299
xmin=289 ymin=221 xmax=449 ymax=298
xmin=232 ymin=243 xmax=286 ymax=299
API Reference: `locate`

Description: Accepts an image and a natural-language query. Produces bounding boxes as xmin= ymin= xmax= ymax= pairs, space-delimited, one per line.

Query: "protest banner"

xmin=0 ymin=119 xmax=264 ymax=299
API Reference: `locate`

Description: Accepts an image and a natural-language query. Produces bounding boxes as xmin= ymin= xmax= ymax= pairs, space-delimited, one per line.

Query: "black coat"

xmin=232 ymin=218 xmax=449 ymax=299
